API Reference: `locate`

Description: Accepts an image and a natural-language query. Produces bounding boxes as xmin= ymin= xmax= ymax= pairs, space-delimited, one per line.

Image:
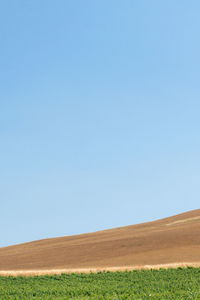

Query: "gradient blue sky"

xmin=1 ymin=1 xmax=200 ymax=246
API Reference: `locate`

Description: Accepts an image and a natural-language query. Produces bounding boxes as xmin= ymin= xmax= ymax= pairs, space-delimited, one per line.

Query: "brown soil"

xmin=0 ymin=209 xmax=200 ymax=275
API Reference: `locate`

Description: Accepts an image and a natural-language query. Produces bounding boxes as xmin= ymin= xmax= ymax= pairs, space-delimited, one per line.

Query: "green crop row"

xmin=0 ymin=267 xmax=200 ymax=299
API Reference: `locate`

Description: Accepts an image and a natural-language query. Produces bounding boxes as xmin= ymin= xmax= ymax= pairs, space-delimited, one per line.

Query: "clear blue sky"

xmin=1 ymin=1 xmax=200 ymax=247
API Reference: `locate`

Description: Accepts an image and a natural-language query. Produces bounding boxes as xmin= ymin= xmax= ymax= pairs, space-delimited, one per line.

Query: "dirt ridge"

xmin=0 ymin=209 xmax=200 ymax=273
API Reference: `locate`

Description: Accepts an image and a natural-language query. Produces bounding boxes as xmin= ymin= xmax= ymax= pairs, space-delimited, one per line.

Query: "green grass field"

xmin=0 ymin=267 xmax=200 ymax=299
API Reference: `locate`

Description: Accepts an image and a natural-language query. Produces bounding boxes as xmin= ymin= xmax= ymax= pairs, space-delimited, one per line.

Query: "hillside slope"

xmin=0 ymin=209 xmax=200 ymax=272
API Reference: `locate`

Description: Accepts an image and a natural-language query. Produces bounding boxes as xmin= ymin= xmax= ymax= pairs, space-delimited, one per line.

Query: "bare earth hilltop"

xmin=0 ymin=209 xmax=200 ymax=276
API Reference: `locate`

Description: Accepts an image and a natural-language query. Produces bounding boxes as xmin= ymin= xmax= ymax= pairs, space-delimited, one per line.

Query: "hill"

xmin=0 ymin=209 xmax=200 ymax=275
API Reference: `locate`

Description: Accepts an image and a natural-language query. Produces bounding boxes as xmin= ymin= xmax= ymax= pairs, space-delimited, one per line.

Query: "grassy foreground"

xmin=0 ymin=267 xmax=200 ymax=299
